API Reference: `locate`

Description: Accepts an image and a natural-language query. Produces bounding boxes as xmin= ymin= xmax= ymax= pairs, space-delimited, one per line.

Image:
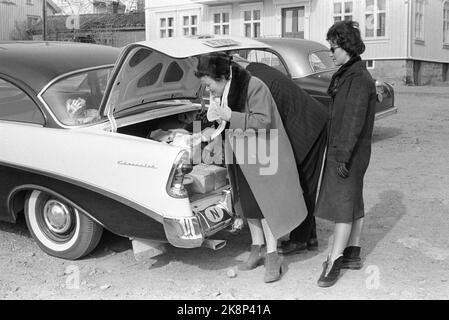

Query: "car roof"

xmin=255 ymin=38 xmax=331 ymax=78
xmin=0 ymin=41 xmax=120 ymax=93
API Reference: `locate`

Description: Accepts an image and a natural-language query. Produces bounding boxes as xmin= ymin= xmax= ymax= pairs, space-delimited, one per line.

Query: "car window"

xmin=240 ymin=49 xmax=288 ymax=75
xmin=309 ymin=50 xmax=336 ymax=72
xmin=0 ymin=79 xmax=44 ymax=125
xmin=41 ymin=67 xmax=113 ymax=126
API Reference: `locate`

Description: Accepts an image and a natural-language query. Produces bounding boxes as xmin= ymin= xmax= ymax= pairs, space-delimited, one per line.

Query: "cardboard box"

xmin=186 ymin=164 xmax=227 ymax=194
xmin=208 ymin=165 xmax=227 ymax=190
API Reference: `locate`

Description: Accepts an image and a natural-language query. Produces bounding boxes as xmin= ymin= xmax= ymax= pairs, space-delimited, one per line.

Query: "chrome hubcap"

xmin=43 ymin=200 xmax=72 ymax=234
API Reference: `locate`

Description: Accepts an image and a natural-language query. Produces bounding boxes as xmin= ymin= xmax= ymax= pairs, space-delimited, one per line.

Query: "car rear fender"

xmin=0 ymin=121 xmax=193 ymax=221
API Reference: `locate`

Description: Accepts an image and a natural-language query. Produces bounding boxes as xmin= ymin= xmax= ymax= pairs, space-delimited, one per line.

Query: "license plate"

xmin=196 ymin=204 xmax=232 ymax=235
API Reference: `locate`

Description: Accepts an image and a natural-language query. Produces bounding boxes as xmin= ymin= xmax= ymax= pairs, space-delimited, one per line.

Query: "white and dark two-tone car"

xmin=0 ymin=37 xmax=271 ymax=260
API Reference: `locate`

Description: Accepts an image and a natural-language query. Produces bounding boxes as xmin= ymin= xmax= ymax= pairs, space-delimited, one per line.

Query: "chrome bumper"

xmin=375 ymin=106 xmax=398 ymax=120
xmin=162 ymin=189 xmax=234 ymax=249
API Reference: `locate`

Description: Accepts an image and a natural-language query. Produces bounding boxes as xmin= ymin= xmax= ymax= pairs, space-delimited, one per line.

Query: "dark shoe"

xmin=307 ymin=238 xmax=319 ymax=251
xmin=238 ymin=245 xmax=264 ymax=271
xmin=264 ymin=252 xmax=283 ymax=283
xmin=317 ymin=256 xmax=343 ymax=288
xmin=341 ymin=246 xmax=362 ymax=269
xmin=279 ymin=240 xmax=307 ymax=255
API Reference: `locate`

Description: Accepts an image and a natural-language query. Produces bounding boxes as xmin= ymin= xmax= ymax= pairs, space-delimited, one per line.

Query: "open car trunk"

xmin=116 ymin=101 xmax=233 ymax=238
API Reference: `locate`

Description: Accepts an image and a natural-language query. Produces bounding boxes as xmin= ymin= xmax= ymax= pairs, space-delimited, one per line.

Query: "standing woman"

xmin=194 ymin=53 xmax=307 ymax=283
xmin=314 ymin=21 xmax=377 ymax=287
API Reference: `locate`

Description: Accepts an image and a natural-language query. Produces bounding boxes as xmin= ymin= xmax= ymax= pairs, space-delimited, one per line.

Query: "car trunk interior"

xmin=116 ymin=106 xmax=230 ymax=203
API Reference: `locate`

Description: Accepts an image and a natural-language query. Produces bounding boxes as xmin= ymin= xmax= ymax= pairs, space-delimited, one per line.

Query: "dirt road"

xmin=1 ymin=85 xmax=448 ymax=300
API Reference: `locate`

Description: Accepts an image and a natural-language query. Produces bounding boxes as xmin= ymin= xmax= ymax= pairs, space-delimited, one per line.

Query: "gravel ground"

xmin=1 ymin=85 xmax=448 ymax=300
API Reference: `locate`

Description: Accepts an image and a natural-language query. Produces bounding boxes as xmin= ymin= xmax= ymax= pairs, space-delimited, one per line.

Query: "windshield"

xmin=41 ymin=67 xmax=113 ymax=126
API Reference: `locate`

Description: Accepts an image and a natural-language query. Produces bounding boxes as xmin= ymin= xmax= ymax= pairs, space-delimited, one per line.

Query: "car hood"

xmin=101 ymin=36 xmax=270 ymax=117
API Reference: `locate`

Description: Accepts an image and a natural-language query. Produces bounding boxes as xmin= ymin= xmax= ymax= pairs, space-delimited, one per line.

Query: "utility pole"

xmin=42 ymin=0 xmax=47 ymax=40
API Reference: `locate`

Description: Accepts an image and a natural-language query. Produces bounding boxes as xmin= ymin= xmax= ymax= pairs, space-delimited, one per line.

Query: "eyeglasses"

xmin=330 ymin=46 xmax=340 ymax=54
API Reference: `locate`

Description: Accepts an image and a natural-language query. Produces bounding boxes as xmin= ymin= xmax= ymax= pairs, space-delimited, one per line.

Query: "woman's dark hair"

xmin=194 ymin=52 xmax=232 ymax=80
xmin=326 ymin=20 xmax=365 ymax=57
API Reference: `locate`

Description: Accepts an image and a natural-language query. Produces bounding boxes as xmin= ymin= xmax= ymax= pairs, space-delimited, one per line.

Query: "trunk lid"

xmin=100 ymin=36 xmax=270 ymax=121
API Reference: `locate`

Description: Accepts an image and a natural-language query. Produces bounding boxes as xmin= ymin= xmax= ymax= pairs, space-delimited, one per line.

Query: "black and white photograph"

xmin=0 ymin=0 xmax=448 ymax=304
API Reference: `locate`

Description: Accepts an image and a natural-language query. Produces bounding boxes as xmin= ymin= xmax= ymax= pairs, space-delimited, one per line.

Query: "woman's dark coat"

xmin=245 ymin=62 xmax=328 ymax=242
xmin=245 ymin=62 xmax=328 ymax=165
xmin=314 ymin=59 xmax=377 ymax=223
xmin=225 ymin=63 xmax=307 ymax=239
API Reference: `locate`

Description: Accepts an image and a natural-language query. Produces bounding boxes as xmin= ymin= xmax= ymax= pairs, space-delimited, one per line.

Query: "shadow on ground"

xmin=0 ymin=214 xmax=30 ymax=238
xmin=144 ymin=227 xmax=254 ymax=271
xmin=372 ymin=126 xmax=402 ymax=143
xmin=1 ymin=189 xmax=406 ymax=273
xmin=281 ymin=190 xmax=407 ymax=273
xmin=362 ymin=190 xmax=406 ymax=258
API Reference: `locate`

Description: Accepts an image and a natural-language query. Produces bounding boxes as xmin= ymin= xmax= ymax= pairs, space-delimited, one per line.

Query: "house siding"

xmin=145 ymin=0 xmax=449 ymax=85
xmin=411 ymin=0 xmax=449 ymax=63
xmin=0 ymin=0 xmax=44 ymax=40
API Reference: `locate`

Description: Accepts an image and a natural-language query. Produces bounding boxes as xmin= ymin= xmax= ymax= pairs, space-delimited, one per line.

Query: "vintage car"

xmin=234 ymin=37 xmax=397 ymax=120
xmin=0 ymin=37 xmax=271 ymax=260
xmin=0 ymin=36 xmax=395 ymax=261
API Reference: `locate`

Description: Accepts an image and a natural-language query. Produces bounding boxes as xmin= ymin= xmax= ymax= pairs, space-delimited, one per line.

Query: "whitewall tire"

xmin=24 ymin=190 xmax=103 ymax=260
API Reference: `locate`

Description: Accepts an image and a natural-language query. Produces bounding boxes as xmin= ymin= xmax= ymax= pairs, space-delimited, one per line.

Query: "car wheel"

xmin=24 ymin=190 xmax=103 ymax=260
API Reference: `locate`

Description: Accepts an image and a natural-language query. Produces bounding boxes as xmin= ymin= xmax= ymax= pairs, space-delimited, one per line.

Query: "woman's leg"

xmin=340 ymin=217 xmax=364 ymax=270
xmin=347 ymin=217 xmax=364 ymax=247
xmin=261 ymin=219 xmax=283 ymax=283
xmin=238 ymin=219 xmax=265 ymax=271
xmin=247 ymin=219 xmax=265 ymax=246
xmin=261 ymin=219 xmax=277 ymax=253
xmin=329 ymin=222 xmax=352 ymax=262
xmin=317 ymin=222 xmax=352 ymax=287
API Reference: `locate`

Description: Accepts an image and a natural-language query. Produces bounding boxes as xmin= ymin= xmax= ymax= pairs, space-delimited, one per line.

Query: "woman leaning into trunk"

xmin=194 ymin=53 xmax=308 ymax=283
xmin=314 ymin=20 xmax=377 ymax=287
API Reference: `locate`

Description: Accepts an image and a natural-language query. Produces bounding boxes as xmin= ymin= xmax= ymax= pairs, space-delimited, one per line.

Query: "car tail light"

xmin=375 ymin=80 xmax=384 ymax=93
xmin=375 ymin=80 xmax=385 ymax=102
xmin=166 ymin=150 xmax=193 ymax=198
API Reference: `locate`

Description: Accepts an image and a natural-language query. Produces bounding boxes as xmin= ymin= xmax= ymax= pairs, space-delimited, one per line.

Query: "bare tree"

xmin=59 ymin=0 xmax=128 ymax=15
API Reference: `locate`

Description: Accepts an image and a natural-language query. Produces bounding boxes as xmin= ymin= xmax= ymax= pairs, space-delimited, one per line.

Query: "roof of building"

xmin=0 ymin=41 xmax=120 ymax=92
xmin=30 ymin=12 xmax=145 ymax=34
xmin=47 ymin=0 xmax=63 ymax=14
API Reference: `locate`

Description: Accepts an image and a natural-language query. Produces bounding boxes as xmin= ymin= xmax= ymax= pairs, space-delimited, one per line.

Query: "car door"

xmin=0 ymin=77 xmax=46 ymax=223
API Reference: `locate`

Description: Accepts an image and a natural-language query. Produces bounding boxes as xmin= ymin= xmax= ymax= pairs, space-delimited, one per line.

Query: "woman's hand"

xmin=208 ymin=104 xmax=232 ymax=122
xmin=66 ymin=97 xmax=86 ymax=117
xmin=230 ymin=217 xmax=245 ymax=234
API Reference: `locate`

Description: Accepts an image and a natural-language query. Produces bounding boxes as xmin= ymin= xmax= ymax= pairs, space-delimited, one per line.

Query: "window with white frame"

xmin=365 ymin=60 xmax=375 ymax=69
xmin=182 ymin=15 xmax=198 ymax=36
xmin=365 ymin=0 xmax=387 ymax=38
xmin=242 ymin=6 xmax=262 ymax=38
xmin=213 ymin=12 xmax=230 ymax=35
xmin=333 ymin=0 xmax=353 ymax=23
xmin=415 ymin=0 xmax=424 ymax=41
xmin=159 ymin=17 xmax=175 ymax=38
xmin=444 ymin=1 xmax=449 ymax=45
